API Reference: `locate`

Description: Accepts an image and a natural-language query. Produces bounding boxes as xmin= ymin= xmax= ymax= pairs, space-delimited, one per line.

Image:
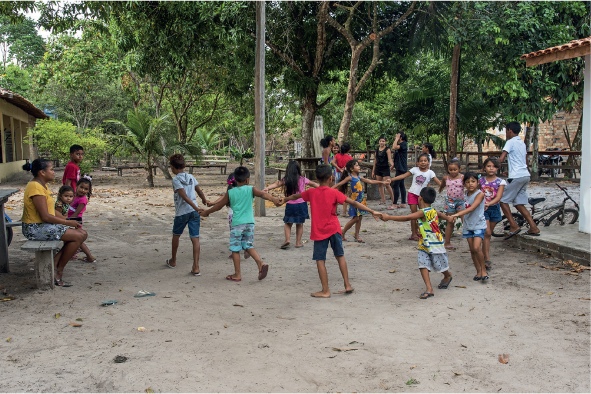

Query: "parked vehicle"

xmin=538 ymin=148 xmax=563 ymax=177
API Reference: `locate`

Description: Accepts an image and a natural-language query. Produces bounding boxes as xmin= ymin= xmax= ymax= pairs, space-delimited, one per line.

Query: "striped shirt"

xmin=417 ymin=207 xmax=446 ymax=254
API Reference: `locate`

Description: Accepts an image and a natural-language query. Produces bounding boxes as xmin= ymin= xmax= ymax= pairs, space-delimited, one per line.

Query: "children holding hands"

xmin=438 ymin=159 xmax=464 ymax=249
xmin=379 ymin=187 xmax=455 ymax=299
xmin=479 ymin=158 xmax=506 ymax=270
xmin=333 ymin=159 xmax=390 ymax=243
xmin=200 ymin=166 xmax=280 ymax=282
xmin=278 ymin=164 xmax=381 ymax=298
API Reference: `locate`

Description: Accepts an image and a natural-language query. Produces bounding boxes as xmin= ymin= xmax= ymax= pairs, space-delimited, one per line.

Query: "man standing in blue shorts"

xmin=498 ymin=121 xmax=540 ymax=239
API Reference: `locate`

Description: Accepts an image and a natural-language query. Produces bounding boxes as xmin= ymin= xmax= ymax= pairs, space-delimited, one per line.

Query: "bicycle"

xmin=492 ymin=183 xmax=579 ymax=237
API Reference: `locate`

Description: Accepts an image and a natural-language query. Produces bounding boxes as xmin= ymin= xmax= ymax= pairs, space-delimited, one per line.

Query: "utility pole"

xmin=254 ymin=1 xmax=266 ymax=216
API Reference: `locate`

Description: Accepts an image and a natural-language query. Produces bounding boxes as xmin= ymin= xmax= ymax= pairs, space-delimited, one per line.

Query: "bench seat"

xmin=21 ymin=240 xmax=61 ymax=289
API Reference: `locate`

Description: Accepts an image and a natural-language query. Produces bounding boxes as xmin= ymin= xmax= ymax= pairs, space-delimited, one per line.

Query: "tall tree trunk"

xmin=337 ymin=50 xmax=362 ymax=144
xmin=524 ymin=123 xmax=533 ymax=151
xmin=146 ymin=156 xmax=154 ymax=187
xmin=477 ymin=136 xmax=483 ymax=167
xmin=448 ymin=43 xmax=461 ymax=160
xmin=153 ymin=156 xmax=172 ymax=180
xmin=531 ymin=123 xmax=539 ymax=181
xmin=301 ymin=91 xmax=318 ymax=158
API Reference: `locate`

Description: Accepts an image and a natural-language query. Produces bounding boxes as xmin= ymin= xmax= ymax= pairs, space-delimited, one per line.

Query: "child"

xmin=200 ymin=166 xmax=280 ymax=282
xmin=331 ymin=143 xmax=354 ymax=216
xmin=279 ymin=164 xmax=380 ymax=298
xmin=479 ymin=158 xmax=506 ymax=270
xmin=379 ymin=187 xmax=454 ymax=299
xmin=68 ymin=176 xmax=95 ymax=262
xmin=333 ymin=159 xmax=389 ymax=243
xmin=55 ymin=185 xmax=74 ymax=219
xmin=422 ymin=142 xmax=436 ymax=168
xmin=372 ymin=136 xmax=396 ymax=209
xmin=390 ymin=153 xmax=441 ymax=240
xmin=391 ymin=132 xmax=408 ymax=208
xmin=438 ymin=159 xmax=464 ymax=249
xmin=167 ymin=154 xmax=211 ymax=276
xmin=63 ymin=144 xmax=83 ymax=190
xmin=263 ymin=161 xmax=319 ymax=249
xmin=454 ymin=172 xmax=488 ymax=281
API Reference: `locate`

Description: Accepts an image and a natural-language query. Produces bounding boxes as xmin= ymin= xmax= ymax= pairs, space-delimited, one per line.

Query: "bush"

xmin=27 ymin=119 xmax=107 ymax=175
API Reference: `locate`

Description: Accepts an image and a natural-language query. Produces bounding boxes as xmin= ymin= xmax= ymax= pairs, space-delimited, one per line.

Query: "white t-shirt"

xmin=172 ymin=172 xmax=199 ymax=216
xmin=503 ymin=136 xmax=530 ymax=179
xmin=408 ymin=167 xmax=436 ymax=196
xmin=428 ymin=154 xmax=432 ymax=168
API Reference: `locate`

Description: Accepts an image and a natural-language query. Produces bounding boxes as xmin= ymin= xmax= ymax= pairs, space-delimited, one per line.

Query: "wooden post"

xmin=0 ymin=112 xmax=5 ymax=163
xmin=254 ymin=1 xmax=266 ymax=217
xmin=448 ymin=43 xmax=461 ymax=160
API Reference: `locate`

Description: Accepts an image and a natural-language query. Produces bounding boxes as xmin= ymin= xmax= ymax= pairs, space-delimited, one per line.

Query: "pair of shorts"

xmin=484 ymin=204 xmax=502 ymax=222
xmin=283 ymin=202 xmax=309 ymax=224
xmin=312 ymin=232 xmax=344 ymax=261
xmin=172 ymin=211 xmax=200 ymax=238
xmin=444 ymin=197 xmax=465 ymax=214
xmin=462 ymin=229 xmax=486 ymax=239
xmin=374 ymin=166 xmax=391 ymax=178
xmin=500 ymin=176 xmax=530 ymax=206
xmin=408 ymin=192 xmax=420 ymax=205
xmin=229 ymin=223 xmax=255 ymax=252
xmin=22 ymin=222 xmax=68 ymax=241
xmin=417 ymin=250 xmax=449 ymax=273
xmin=335 ymin=171 xmax=341 ymax=184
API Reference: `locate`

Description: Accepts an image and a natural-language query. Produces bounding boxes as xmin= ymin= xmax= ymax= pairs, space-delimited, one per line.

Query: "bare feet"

xmin=334 ymin=287 xmax=354 ymax=294
xmin=311 ymin=291 xmax=331 ymax=298
xmin=399 ymin=204 xmax=407 ymax=209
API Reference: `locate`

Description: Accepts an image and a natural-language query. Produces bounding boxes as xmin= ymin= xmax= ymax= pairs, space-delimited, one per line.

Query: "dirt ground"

xmin=1 ymin=165 xmax=589 ymax=393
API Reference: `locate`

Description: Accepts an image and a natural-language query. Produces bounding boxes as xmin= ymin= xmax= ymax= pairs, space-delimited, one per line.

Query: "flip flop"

xmin=473 ymin=276 xmax=482 ymax=281
xmin=408 ymin=236 xmax=419 ymax=241
xmin=225 ymin=275 xmax=241 ymax=282
xmin=419 ymin=292 xmax=434 ymax=299
xmin=438 ymin=277 xmax=453 ymax=289
xmin=134 ymin=290 xmax=156 ymax=298
xmin=503 ymin=229 xmax=521 ymax=240
xmin=280 ymin=242 xmax=290 ymax=249
xmin=295 ymin=245 xmax=304 ymax=248
xmin=54 ymin=279 xmax=72 ymax=287
xmin=445 ymin=245 xmax=456 ymax=250
xmin=523 ymin=231 xmax=540 ymax=236
xmin=335 ymin=289 xmax=355 ymax=294
xmin=190 ymin=271 xmax=201 ymax=276
xmin=353 ymin=237 xmax=365 ymax=243
xmin=485 ymin=260 xmax=492 ymax=269
xmin=481 ymin=275 xmax=489 ymax=281
xmin=165 ymin=259 xmax=176 ymax=268
xmin=80 ymin=256 xmax=97 ymax=263
xmin=258 ymin=264 xmax=269 ymax=280
xmin=387 ymin=205 xmax=397 ymax=210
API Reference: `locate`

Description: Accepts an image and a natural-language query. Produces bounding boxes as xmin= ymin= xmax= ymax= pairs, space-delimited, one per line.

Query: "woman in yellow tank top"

xmin=21 ymin=159 xmax=87 ymax=286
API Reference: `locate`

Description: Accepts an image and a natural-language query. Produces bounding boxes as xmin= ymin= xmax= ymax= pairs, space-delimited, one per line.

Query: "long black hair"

xmin=76 ymin=176 xmax=93 ymax=198
xmin=340 ymin=143 xmax=351 ymax=154
xmin=22 ymin=158 xmax=51 ymax=177
xmin=338 ymin=159 xmax=358 ymax=194
xmin=423 ymin=142 xmax=436 ymax=159
xmin=398 ymin=132 xmax=408 ymax=142
xmin=226 ymin=172 xmax=237 ymax=207
xmin=319 ymin=135 xmax=334 ymax=148
xmin=283 ymin=160 xmax=303 ymax=197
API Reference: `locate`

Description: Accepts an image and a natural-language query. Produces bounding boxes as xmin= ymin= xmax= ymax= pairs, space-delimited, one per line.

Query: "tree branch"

xmin=313 ymin=1 xmax=330 ymax=78
xmin=326 ymin=11 xmax=357 ymax=47
xmin=250 ymin=31 xmax=304 ymax=77
xmin=317 ymin=95 xmax=333 ymax=110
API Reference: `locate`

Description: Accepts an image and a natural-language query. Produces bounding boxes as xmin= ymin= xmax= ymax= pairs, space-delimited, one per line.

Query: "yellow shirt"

xmin=21 ymin=181 xmax=55 ymax=224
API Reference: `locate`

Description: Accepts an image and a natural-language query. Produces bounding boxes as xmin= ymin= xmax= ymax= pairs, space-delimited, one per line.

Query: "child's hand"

xmin=379 ymin=214 xmax=389 ymax=222
xmin=372 ymin=211 xmax=383 ymax=221
xmin=263 ymin=188 xmax=269 ymax=193
xmin=198 ymin=209 xmax=209 ymax=217
xmin=382 ymin=180 xmax=390 ymax=185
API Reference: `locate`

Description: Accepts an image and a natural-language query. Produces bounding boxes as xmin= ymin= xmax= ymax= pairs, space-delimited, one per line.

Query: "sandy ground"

xmin=1 ymin=165 xmax=589 ymax=393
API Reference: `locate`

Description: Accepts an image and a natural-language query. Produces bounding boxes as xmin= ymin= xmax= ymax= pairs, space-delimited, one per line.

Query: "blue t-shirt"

xmin=172 ymin=172 xmax=198 ymax=217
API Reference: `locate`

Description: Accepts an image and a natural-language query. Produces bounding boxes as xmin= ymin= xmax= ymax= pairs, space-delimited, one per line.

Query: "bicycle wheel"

xmin=546 ymin=208 xmax=579 ymax=226
xmin=491 ymin=213 xmax=525 ymax=237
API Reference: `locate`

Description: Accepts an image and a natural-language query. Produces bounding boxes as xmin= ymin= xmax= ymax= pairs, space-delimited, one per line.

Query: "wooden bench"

xmin=21 ymin=240 xmax=61 ymax=289
xmin=186 ymin=155 xmax=230 ymax=175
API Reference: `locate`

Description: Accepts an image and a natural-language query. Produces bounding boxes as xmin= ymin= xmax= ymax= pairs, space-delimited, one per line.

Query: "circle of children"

xmin=20 ymin=122 xmax=539 ymax=299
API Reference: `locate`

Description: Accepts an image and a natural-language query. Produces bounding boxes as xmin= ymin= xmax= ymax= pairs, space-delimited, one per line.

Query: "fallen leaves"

xmin=541 ymin=265 xmax=561 ymax=271
xmin=579 ymin=298 xmax=590 ymax=300
xmin=453 ymin=372 xmax=463 ymax=376
xmin=410 ymin=365 xmax=417 ymax=369
xmin=454 ymin=286 xmax=466 ymax=288
xmin=527 ymin=262 xmax=537 ymax=266
xmin=460 ymin=344 xmax=468 ymax=348
xmin=547 ymin=292 xmax=554 ymax=295
xmin=69 ymin=321 xmax=82 ymax=327
xmin=138 ymin=327 xmax=147 ymax=332
xmin=6 ymin=337 xmax=11 ymax=342
xmin=224 ymin=324 xmax=228 ymax=328
xmin=55 ymin=313 xmax=60 ymax=319
xmin=332 ymin=347 xmax=357 ymax=352
xmin=389 ymin=269 xmax=396 ymax=273
xmin=498 ymin=354 xmax=510 ymax=364
xmin=392 ymin=288 xmax=401 ymax=292
xmin=233 ymin=304 xmax=244 ymax=307
xmin=562 ymin=260 xmax=590 ymax=273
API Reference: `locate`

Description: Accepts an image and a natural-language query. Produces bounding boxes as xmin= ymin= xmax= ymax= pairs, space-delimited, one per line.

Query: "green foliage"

xmin=0 ymin=63 xmax=33 ymax=95
xmin=194 ymin=128 xmax=219 ymax=152
xmin=27 ymin=119 xmax=107 ymax=175
xmin=0 ymin=16 xmax=45 ymax=69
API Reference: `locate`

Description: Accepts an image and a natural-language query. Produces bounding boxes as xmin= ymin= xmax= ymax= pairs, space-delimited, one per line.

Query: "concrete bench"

xmin=5 ymin=221 xmax=21 ymax=228
xmin=21 ymin=240 xmax=61 ymax=289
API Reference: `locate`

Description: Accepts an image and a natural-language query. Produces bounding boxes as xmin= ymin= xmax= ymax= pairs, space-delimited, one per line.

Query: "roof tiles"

xmin=520 ymin=37 xmax=591 ymax=60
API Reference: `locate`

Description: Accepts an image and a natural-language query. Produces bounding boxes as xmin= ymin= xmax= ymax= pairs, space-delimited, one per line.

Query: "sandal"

xmin=165 ymin=259 xmax=176 ymax=268
xmin=485 ymin=260 xmax=492 ymax=269
xmin=387 ymin=205 xmax=397 ymax=210
xmin=54 ymin=279 xmax=72 ymax=287
xmin=280 ymin=242 xmax=290 ymax=249
xmin=190 ymin=271 xmax=201 ymax=276
xmin=408 ymin=236 xmax=419 ymax=241
xmin=258 ymin=264 xmax=269 ymax=280
xmin=473 ymin=276 xmax=482 ymax=281
xmin=225 ymin=275 xmax=241 ymax=282
xmin=503 ymin=229 xmax=521 ymax=240
xmin=481 ymin=275 xmax=489 ymax=281
xmin=419 ymin=292 xmax=434 ymax=299
xmin=353 ymin=237 xmax=365 ymax=243
xmin=80 ymin=256 xmax=97 ymax=263
xmin=438 ymin=277 xmax=453 ymax=289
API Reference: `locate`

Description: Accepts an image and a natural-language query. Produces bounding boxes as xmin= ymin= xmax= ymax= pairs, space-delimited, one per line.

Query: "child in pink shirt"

xmin=68 ymin=176 xmax=95 ymax=262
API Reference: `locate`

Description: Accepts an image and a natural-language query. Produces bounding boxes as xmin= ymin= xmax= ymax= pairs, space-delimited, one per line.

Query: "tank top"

xmin=375 ymin=147 xmax=390 ymax=168
xmin=463 ymin=189 xmax=487 ymax=231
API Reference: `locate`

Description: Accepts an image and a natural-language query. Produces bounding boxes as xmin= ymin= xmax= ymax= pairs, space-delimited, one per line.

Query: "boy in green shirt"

xmin=200 ymin=166 xmax=280 ymax=282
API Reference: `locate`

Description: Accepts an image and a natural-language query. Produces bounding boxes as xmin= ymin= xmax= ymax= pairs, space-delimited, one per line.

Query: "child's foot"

xmin=258 ymin=264 xmax=269 ymax=280
xmin=485 ymin=260 xmax=492 ymax=269
xmin=225 ymin=275 xmax=241 ymax=282
xmin=398 ymin=204 xmax=407 ymax=209
xmin=295 ymin=243 xmax=304 ymax=248
xmin=311 ymin=290 xmax=331 ymax=298
xmin=438 ymin=277 xmax=453 ymax=289
xmin=80 ymin=255 xmax=97 ymax=263
xmin=334 ymin=286 xmax=354 ymax=294
xmin=280 ymin=241 xmax=290 ymax=249
xmin=419 ymin=292 xmax=434 ymax=299
xmin=378 ymin=201 xmax=386 ymax=205
xmin=342 ymin=234 xmax=348 ymax=242
xmin=353 ymin=236 xmax=365 ymax=243
xmin=387 ymin=204 xmax=397 ymax=210
xmin=165 ymin=259 xmax=176 ymax=268
xmin=408 ymin=235 xmax=419 ymax=241
xmin=444 ymin=244 xmax=456 ymax=250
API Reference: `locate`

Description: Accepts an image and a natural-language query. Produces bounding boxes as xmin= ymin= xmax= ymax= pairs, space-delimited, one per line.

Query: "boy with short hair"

xmin=63 ymin=144 xmax=83 ymax=190
xmin=200 ymin=166 xmax=280 ymax=282
xmin=280 ymin=164 xmax=380 ymax=298
xmin=167 ymin=154 xmax=211 ymax=276
xmin=378 ymin=187 xmax=455 ymax=299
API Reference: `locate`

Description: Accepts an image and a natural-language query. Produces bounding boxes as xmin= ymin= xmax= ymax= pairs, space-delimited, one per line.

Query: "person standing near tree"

xmin=499 ymin=121 xmax=540 ymax=239
xmin=391 ymin=132 xmax=408 ymax=208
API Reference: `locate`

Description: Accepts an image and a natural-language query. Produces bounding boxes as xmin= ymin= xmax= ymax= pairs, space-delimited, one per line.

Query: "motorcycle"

xmin=538 ymin=148 xmax=563 ymax=178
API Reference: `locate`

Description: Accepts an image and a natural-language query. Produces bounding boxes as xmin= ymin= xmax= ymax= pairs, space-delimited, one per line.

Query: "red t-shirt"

xmin=63 ymin=161 xmax=80 ymax=190
xmin=335 ymin=154 xmax=354 ymax=172
xmin=301 ymin=187 xmax=347 ymax=241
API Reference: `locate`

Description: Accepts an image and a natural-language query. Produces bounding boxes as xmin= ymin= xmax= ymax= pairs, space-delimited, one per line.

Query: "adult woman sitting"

xmin=21 ymin=158 xmax=87 ymax=286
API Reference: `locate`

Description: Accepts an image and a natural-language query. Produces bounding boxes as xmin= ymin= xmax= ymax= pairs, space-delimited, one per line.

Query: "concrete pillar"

xmin=254 ymin=1 xmax=266 ymax=217
xmin=10 ymin=116 xmax=15 ymax=162
xmin=579 ymin=54 xmax=590 ymax=234
xmin=28 ymin=115 xmax=38 ymax=160
xmin=0 ymin=111 xmax=4 ymax=163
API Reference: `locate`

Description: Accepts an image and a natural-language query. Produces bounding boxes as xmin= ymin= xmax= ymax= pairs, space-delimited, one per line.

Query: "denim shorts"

xmin=463 ymin=229 xmax=486 ymax=239
xmin=484 ymin=204 xmax=502 ymax=222
xmin=230 ymin=223 xmax=255 ymax=252
xmin=444 ymin=197 xmax=465 ymax=214
xmin=173 ymin=211 xmax=200 ymax=238
xmin=312 ymin=232 xmax=344 ymax=261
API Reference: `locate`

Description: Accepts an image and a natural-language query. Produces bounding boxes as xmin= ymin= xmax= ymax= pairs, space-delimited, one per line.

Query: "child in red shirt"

xmin=280 ymin=164 xmax=380 ymax=298
xmin=331 ymin=143 xmax=354 ymax=216
xmin=63 ymin=144 xmax=84 ymax=190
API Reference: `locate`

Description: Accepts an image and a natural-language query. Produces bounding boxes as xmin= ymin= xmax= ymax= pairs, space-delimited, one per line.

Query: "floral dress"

xmin=348 ymin=176 xmax=368 ymax=217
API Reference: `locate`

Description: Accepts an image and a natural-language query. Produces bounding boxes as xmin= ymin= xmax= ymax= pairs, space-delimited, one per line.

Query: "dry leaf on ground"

xmin=69 ymin=321 xmax=82 ymax=327
xmin=332 ymin=347 xmax=357 ymax=352
xmin=498 ymin=354 xmax=509 ymax=364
